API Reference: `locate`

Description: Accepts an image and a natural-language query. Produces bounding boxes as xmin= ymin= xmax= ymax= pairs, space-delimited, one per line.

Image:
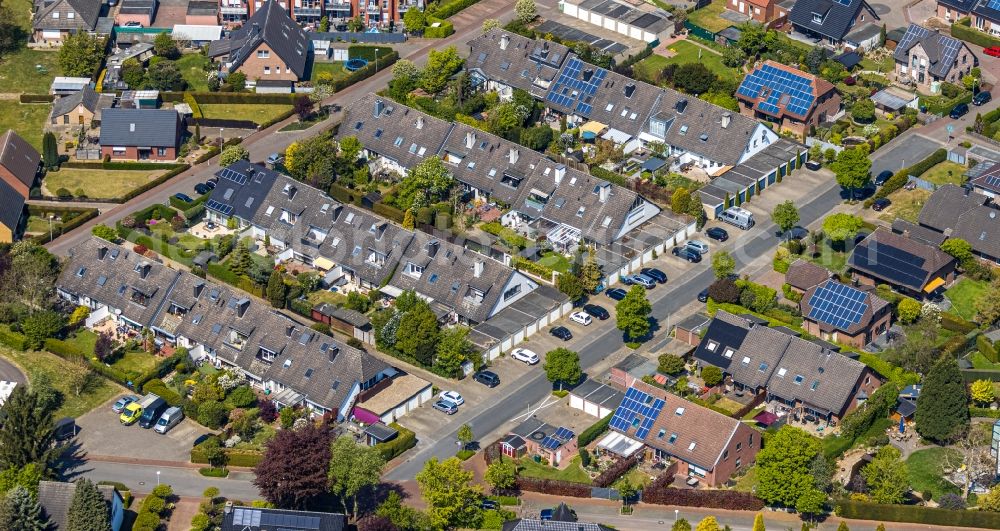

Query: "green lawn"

xmin=147 ymin=222 xmax=217 ymax=252
xmin=199 ymin=104 xmax=293 ymax=124
xmin=860 ymin=54 xmax=895 ymax=73
xmin=687 ymin=0 xmax=732 ymax=33
xmin=43 ymin=167 xmax=165 ymax=199
xmin=945 ymin=278 xmax=989 ymax=320
xmin=633 ymin=41 xmax=741 ymax=85
xmin=906 ymin=448 xmax=962 ymax=500
xmin=877 ymin=188 xmax=931 ymax=224
xmin=111 ymin=351 xmax=159 ymax=380
xmin=920 ymin=161 xmax=967 ymax=186
xmin=538 ymin=252 xmax=571 ymax=274
xmin=968 ymin=351 xmax=1000 ymax=370
xmin=518 ymin=456 xmax=591 ymax=484
xmin=0 ymin=49 xmax=62 ymax=94
xmin=176 ymin=53 xmax=212 ymax=92
xmin=0 ymin=345 xmax=120 ymax=419
xmin=64 ymin=330 xmax=99 ymax=354
xmin=307 ymin=290 xmax=348 ymax=308
xmin=0 ymin=101 xmax=52 ymax=149
xmin=24 ymin=216 xmax=62 ymax=236
xmin=806 ymin=240 xmax=848 ymax=274
xmin=310 ymin=61 xmax=349 ymax=82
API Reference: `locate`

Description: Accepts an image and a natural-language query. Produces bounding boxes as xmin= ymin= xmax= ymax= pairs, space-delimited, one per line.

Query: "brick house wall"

xmin=840 ymin=368 xmax=883 ymax=418
xmin=937 ymin=4 xmax=967 ymax=21
xmin=100 ymin=146 xmax=177 ymax=161
xmin=727 ymin=0 xmax=774 ymax=23
xmin=51 ymin=104 xmax=95 ymax=127
xmin=233 ymin=42 xmax=300 ymax=81
xmin=896 ymin=42 xmax=975 ymax=93
xmin=675 ymin=326 xmax=702 ymax=347
xmin=655 ymin=423 xmax=759 ymax=486
xmin=801 ymin=305 xmax=890 ymax=348
xmin=186 ymin=13 xmax=218 ymax=24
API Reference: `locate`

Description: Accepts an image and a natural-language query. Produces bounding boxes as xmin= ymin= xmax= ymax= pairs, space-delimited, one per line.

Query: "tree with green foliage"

xmin=329 ymin=435 xmax=385 ymax=517
xmin=58 ymin=33 xmax=104 ymax=77
xmin=850 ymin=99 xmax=876 ymax=123
xmin=673 ymin=63 xmax=716 ymax=95
xmin=227 ymin=241 xmax=253 ymax=277
xmin=90 ymin=224 xmax=117 ymax=242
xmin=67 ymin=478 xmax=112 ymax=531
xmin=266 ymin=269 xmax=286 ymax=308
xmin=420 ymin=46 xmax=464 ymax=94
xmin=736 ymin=22 xmax=767 ymax=56
xmin=403 ymin=7 xmax=427 ymax=33
xmin=556 ymin=272 xmax=584 ymax=302
xmin=722 ymin=46 xmax=747 ymax=68
xmin=544 ymin=347 xmax=582 ymax=390
xmin=457 ymin=424 xmax=474 ymax=448
xmin=121 ymin=58 xmax=145 ymax=88
xmin=0 ymin=464 xmax=42 ymax=497
xmin=752 ymin=513 xmax=765 ymax=531
xmin=220 ymin=145 xmax=250 ymax=167
xmin=395 ymin=300 xmax=441 ymax=366
xmin=376 ymin=491 xmax=429 ymax=530
xmin=671 ymin=188 xmax=691 ymax=214
xmin=519 ymin=125 xmax=553 ymax=151
xmin=482 ymin=18 xmax=501 ymax=32
xmin=755 ymin=426 xmax=825 ymax=511
xmin=42 ymin=132 xmax=58 ymax=170
xmin=711 ymin=250 xmax=736 ymax=280
xmin=514 ymin=0 xmax=537 ymax=23
xmin=862 ymin=446 xmax=909 ymax=504
xmin=831 ymin=147 xmax=872 ymax=200
xmin=347 ymin=15 xmax=364 ymax=32
xmin=146 ymin=60 xmax=185 ymax=91
xmin=916 ymin=356 xmax=970 ymax=443
xmin=22 ymin=310 xmax=64 ymax=350
xmin=395 ymin=157 xmax=454 ymax=210
xmin=484 ymin=457 xmax=516 ymax=493
xmin=0 ymin=486 xmax=47 ymax=531
xmin=672 ymin=519 xmax=692 ymax=531
xmin=971 ymin=379 xmax=995 ymax=405
xmin=982 ymin=484 xmax=1000 ymax=512
xmin=837 ymin=523 xmax=850 ymax=531
xmin=701 ymin=366 xmax=723 ymax=387
xmin=616 ymin=286 xmax=652 ymax=342
xmin=695 ymin=516 xmax=720 ymax=531
xmin=821 ymin=213 xmax=864 ymax=244
xmin=389 ymin=59 xmax=420 ymax=99
xmin=402 ymin=209 xmax=415 ymax=229
xmin=153 ymin=32 xmax=179 ymax=59
xmin=580 ymin=253 xmax=603 ymax=293
xmin=772 ymin=200 xmax=800 ymax=236
xmin=657 ymin=354 xmax=686 ymax=376
xmin=435 ymin=327 xmax=475 ymax=378
xmin=896 ymin=297 xmax=921 ymax=324
xmin=227 ymin=71 xmax=247 ymax=92
xmin=941 ymin=238 xmax=973 ymax=266
xmin=976 ymin=278 xmax=1000 ymax=326
xmin=415 ymin=457 xmax=482 ymax=530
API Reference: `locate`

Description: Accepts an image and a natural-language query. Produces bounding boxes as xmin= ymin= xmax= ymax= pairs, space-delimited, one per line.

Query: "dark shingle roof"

xmin=503 ymin=519 xmax=612 ymax=531
xmin=0 ymin=130 xmax=40 ymax=190
xmin=34 ymin=0 xmax=102 ymax=31
xmin=784 ymin=259 xmax=831 ymax=291
xmin=51 ymin=86 xmax=102 ymax=119
xmin=222 ymin=506 xmax=345 ymax=531
xmin=848 ymin=228 xmax=955 ymax=291
xmin=0 ymin=178 xmax=25 ymax=233
xmin=920 ymin=187 xmax=1000 ymax=260
xmin=466 ymin=29 xmax=571 ymax=99
xmin=38 ymin=480 xmax=119 ymax=531
xmin=789 ymin=0 xmax=877 ymax=41
xmin=890 ymin=218 xmax=947 ymax=246
xmin=893 ymin=24 xmax=970 ymax=80
xmin=99 ymin=109 xmax=180 ymax=148
xmin=208 ymin=0 xmax=310 ymax=79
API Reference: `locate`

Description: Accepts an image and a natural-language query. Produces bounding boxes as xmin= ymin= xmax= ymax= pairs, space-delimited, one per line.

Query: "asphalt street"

xmin=0 ymin=357 xmax=26 ymax=385
xmin=73 ymin=459 xmax=260 ymax=499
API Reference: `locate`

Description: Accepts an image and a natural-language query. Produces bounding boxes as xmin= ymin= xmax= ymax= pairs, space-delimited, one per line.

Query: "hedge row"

xmin=372 ymin=201 xmax=405 ymax=224
xmin=20 ymin=94 xmax=55 ymax=103
xmin=207 ymin=263 xmax=265 ymax=298
xmin=0 ymin=327 xmax=28 ymax=351
xmin=970 ymin=406 xmax=1000 ymax=418
xmin=588 ymin=166 xmax=627 ymax=187
xmin=978 ymin=335 xmax=999 ymax=363
xmin=191 ymin=442 xmax=264 ymax=467
xmin=376 ymin=422 xmax=416 ymax=461
xmin=515 ymin=477 xmax=591 ymax=498
xmin=941 ymin=312 xmax=977 ymax=333
xmin=962 ymin=369 xmax=1000 ymax=383
xmin=837 ymin=499 xmax=1000 ymax=529
xmin=424 ymin=18 xmax=455 ymax=38
xmin=328 ymin=183 xmax=362 ymax=206
xmin=121 ymin=164 xmax=191 ymax=202
xmin=30 ymin=208 xmax=99 ymax=245
xmin=258 ymin=107 xmax=297 ymax=130
xmin=921 ymin=90 xmax=973 ymax=116
xmin=952 ymin=19 xmax=1000 ymax=49
xmin=872 ymin=148 xmax=947 ymax=202
xmin=43 ymin=338 xmax=186 ymax=391
xmin=428 ymin=0 xmax=482 ymax=19
xmin=577 ymin=413 xmax=611 ymax=446
xmin=184 ymin=92 xmax=203 ymax=119
xmin=161 ymin=92 xmax=299 ymax=104
xmin=329 ymin=49 xmax=399 ymax=93
xmin=593 ymin=454 xmax=639 ymax=488
xmin=62 ymin=161 xmax=187 ymax=171
xmin=141 ymin=378 xmax=184 ymax=406
xmin=642 ymin=480 xmax=764 ymax=510
xmin=511 ymin=256 xmax=553 ymax=280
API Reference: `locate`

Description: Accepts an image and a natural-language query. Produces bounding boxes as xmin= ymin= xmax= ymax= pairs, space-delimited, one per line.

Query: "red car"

xmin=985 ymin=46 xmax=1000 ymax=57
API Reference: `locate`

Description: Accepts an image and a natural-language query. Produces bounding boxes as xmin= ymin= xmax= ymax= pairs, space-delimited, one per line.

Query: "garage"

xmin=356 ymin=373 xmax=432 ymax=424
xmin=568 ymin=379 xmax=625 ymax=419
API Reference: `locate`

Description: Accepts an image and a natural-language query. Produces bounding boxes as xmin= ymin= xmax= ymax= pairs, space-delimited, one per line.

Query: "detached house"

xmin=49 ymin=85 xmax=113 ymax=127
xmin=894 ymin=24 xmax=976 ymax=93
xmin=918 ymin=183 xmax=1000 ymax=264
xmin=0 ymin=131 xmax=40 ymax=243
xmin=789 ymin=0 xmax=881 ymax=50
xmin=99 ymin=108 xmax=181 ymax=161
xmin=32 ymin=0 xmax=105 ymax=44
xmin=800 ymin=279 xmax=892 ymax=348
xmin=207 ymin=0 xmax=310 ymax=83
xmin=848 ymin=228 xmax=957 ymax=298
xmin=736 ymin=61 xmax=841 ymax=138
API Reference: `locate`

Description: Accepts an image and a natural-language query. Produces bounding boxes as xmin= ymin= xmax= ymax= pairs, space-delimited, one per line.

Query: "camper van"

xmin=717 ymin=207 xmax=755 ymax=230
xmin=154 ymin=406 xmax=184 ymax=434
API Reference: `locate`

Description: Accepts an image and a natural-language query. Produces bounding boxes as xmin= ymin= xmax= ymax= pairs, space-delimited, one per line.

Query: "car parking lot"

xmin=74 ymin=393 xmax=212 ymax=463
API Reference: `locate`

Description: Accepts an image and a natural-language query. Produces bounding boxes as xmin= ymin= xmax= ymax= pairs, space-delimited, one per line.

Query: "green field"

xmin=0 ymin=0 xmax=62 ymax=94
xmin=0 ymin=101 xmax=52 ymax=149
xmin=43 ymin=167 xmax=164 ymax=199
xmin=633 ymin=41 xmax=740 ymax=85
xmin=176 ymin=53 xmax=212 ymax=92
xmin=310 ymin=61 xmax=349 ymax=83
xmin=906 ymin=447 xmax=962 ymax=501
xmin=877 ymin=188 xmax=931 ymax=224
xmin=199 ymin=104 xmax=293 ymax=124
xmin=945 ymin=277 xmax=989 ymax=320
xmin=0 ymin=345 xmax=120 ymax=419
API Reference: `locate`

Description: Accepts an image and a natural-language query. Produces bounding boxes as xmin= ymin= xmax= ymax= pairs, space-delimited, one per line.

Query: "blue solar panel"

xmin=545 ymin=56 xmax=607 ymax=117
xmin=206 ymin=199 xmax=233 ymax=215
xmin=609 ymin=387 xmax=665 ymax=439
xmin=737 ymin=63 xmax=816 ymax=118
xmin=985 ymin=175 xmax=1000 ymax=189
xmin=807 ymin=281 xmax=869 ymax=331
xmin=219 ymin=167 xmax=248 ymax=185
xmin=554 ymin=427 xmax=574 ymax=440
xmin=989 ymin=0 xmax=1000 ymax=10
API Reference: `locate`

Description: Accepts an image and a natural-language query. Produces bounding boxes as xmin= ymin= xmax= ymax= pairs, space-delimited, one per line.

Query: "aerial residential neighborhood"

xmin=1 ymin=0 xmax=1000 ymax=528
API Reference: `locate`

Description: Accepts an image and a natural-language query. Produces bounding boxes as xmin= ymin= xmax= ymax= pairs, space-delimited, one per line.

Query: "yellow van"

xmin=119 ymin=402 xmax=143 ymax=425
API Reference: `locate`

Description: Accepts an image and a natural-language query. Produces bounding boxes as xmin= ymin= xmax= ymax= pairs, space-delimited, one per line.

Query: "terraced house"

xmin=56 ymin=237 xmax=402 ymax=419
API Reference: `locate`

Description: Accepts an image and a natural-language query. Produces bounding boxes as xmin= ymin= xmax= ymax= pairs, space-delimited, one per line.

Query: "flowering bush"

xmin=224 ymin=435 xmax=242 ymax=448
xmin=133 ymin=244 xmax=148 ymax=255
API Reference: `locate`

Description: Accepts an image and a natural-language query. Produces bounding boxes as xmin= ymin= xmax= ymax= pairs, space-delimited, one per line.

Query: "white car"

xmin=511 ymin=348 xmax=539 ymax=365
xmin=685 ymin=240 xmax=710 ymax=255
xmin=569 ymin=311 xmax=592 ymax=326
xmin=440 ymin=391 xmax=464 ymax=406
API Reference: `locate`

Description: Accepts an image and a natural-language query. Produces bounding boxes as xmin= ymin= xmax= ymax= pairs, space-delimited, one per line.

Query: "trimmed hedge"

xmin=588 ymin=166 xmax=627 ymax=187
xmin=161 ymin=92 xmax=299 ymax=104
xmin=0 ymin=327 xmax=28 ymax=351
xmin=199 ymin=467 xmax=229 ymax=477
xmin=190 ymin=443 xmax=264 ymax=467
xmin=872 ymin=148 xmax=947 ymax=202
xmin=424 ymin=18 xmax=455 ymax=38
xmin=970 ymin=406 xmax=1000 ymax=418
xmin=952 ymin=20 xmax=1000 ymax=48
xmin=183 ymin=92 xmax=203 ymax=119
xmin=962 ymin=369 xmax=1000 ymax=383
xmin=20 ymin=94 xmax=55 ymax=103
xmin=328 ymin=183 xmax=362 ymax=205
xmin=978 ymin=334 xmax=998 ymax=363
xmin=376 ymin=422 xmax=416 ymax=461
xmin=941 ymin=312 xmax=977 ymax=333
xmin=141 ymin=378 xmax=184 ymax=406
xmin=577 ymin=413 xmax=611 ymax=446
xmin=643 ymin=478 xmax=764 ymax=510
xmin=515 ymin=477 xmax=591 ymax=498
xmin=30 ymin=208 xmax=99 ymax=245
xmin=373 ymin=201 xmax=405 ymax=223
xmin=428 ymin=0 xmax=482 ymax=19
xmin=837 ymin=499 xmax=1000 ymax=529
xmin=921 ymin=90 xmax=973 ymax=116
xmin=258 ymin=107 xmax=296 ymax=130
xmin=511 ymin=256 xmax=553 ymax=280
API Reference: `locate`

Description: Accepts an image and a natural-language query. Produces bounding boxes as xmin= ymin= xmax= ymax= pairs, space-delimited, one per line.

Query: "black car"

xmin=698 ymin=288 xmax=709 ymax=303
xmin=974 ymin=91 xmax=992 ymax=106
xmin=194 ymin=183 xmax=210 ymax=195
xmin=706 ymin=227 xmax=729 ymax=242
xmin=173 ymin=193 xmax=193 ymax=203
xmin=473 ymin=370 xmax=500 ymax=387
xmin=583 ymin=304 xmax=609 ymax=320
xmin=950 ymin=102 xmax=969 ymax=119
xmin=804 ymin=160 xmax=822 ymax=171
xmin=872 ymin=198 xmax=891 ymax=211
xmin=205 ymin=179 xmax=217 ymax=189
xmin=480 ymin=500 xmax=500 ymax=511
xmin=605 ymin=288 xmax=627 ymax=301
xmin=672 ymin=246 xmax=702 ymax=263
xmin=550 ymin=326 xmax=573 ymax=341
xmin=874 ymin=170 xmax=893 ymax=186
xmin=641 ymin=267 xmax=667 ymax=284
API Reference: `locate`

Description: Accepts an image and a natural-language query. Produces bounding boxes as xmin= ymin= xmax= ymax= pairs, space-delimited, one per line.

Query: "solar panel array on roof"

xmin=539 ymin=426 xmax=576 ymax=451
xmin=807 ymin=282 xmax=869 ymax=330
xmin=737 ymin=64 xmax=816 ymax=117
xmin=851 ymin=242 xmax=927 ymax=289
xmin=231 ymin=507 xmax=323 ymax=529
xmin=985 ymin=175 xmax=1000 ymax=189
xmin=895 ymin=24 xmax=930 ymax=55
xmin=205 ymin=199 xmax=233 ymax=215
xmin=989 ymin=0 xmax=1000 ymax=10
xmin=546 ymin=56 xmax=607 ymax=116
xmin=609 ymin=387 xmax=665 ymax=440
xmin=219 ymin=167 xmax=248 ymax=185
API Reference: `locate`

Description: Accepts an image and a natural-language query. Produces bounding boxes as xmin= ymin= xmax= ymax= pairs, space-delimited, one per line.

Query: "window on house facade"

xmin=258 ymin=50 xmax=270 ymax=58
xmin=157 ymin=148 xmax=166 ymax=156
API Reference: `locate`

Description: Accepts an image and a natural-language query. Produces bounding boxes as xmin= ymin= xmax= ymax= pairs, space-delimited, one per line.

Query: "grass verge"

xmin=517 ymin=456 xmax=591 ymax=484
xmin=199 ymin=104 xmax=294 ymax=123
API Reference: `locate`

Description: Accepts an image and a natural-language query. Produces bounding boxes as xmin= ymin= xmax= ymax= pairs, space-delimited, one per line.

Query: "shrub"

xmin=937 ymin=493 xmax=967 ymax=510
xmin=577 ymin=414 xmax=611 ymax=446
xmin=375 ymin=422 xmax=416 ymax=461
xmin=226 ymin=386 xmax=256 ymax=408
xmin=141 ymin=378 xmax=184 ymax=406
xmin=199 ymin=467 xmax=229 ymax=477
xmin=837 ymin=498 xmax=1000 ymax=528
xmin=427 ymin=0 xmax=482 ymax=19
xmin=423 ymin=18 xmax=455 ymax=38
xmin=0 ymin=327 xmax=27 ymax=351
xmin=873 ymin=149 xmax=947 ymax=201
xmin=456 ymin=449 xmax=475 ymax=460
xmin=643 ymin=474 xmax=764 ymax=509
xmin=593 ymin=454 xmax=639 ymax=488
xmin=132 ymin=511 xmax=161 ymax=531
xmin=708 ymin=278 xmax=741 ymax=304
xmin=198 ymin=400 xmax=229 ymax=428
xmin=141 ymin=495 xmax=165 ymax=515
xmin=516 ymin=477 xmax=591 ymax=497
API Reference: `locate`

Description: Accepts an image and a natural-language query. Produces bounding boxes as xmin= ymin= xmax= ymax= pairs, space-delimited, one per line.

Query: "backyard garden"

xmin=43 ymin=166 xmax=169 ymax=199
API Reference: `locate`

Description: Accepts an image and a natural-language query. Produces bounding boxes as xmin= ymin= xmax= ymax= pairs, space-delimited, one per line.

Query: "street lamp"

xmin=674 ymin=509 xmax=679 ymax=524
xmin=156 ymin=470 xmax=161 ymax=486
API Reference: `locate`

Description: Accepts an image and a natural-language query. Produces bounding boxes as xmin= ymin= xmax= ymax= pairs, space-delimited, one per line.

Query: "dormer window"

xmin=724 ymin=348 xmax=734 ymax=358
xmin=404 ymin=262 xmax=423 ymax=278
xmin=465 ymin=287 xmax=485 ymax=304
xmin=741 ymin=356 xmax=750 ymax=364
xmin=706 ymin=341 xmax=717 ymax=352
xmin=366 ymin=249 xmax=387 ymax=268
xmin=76 ymin=267 xmax=87 ymax=277
xmin=812 ymin=12 xmax=823 ymax=23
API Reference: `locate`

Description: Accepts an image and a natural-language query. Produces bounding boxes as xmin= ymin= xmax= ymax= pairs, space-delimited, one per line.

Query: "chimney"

xmin=374 ymin=99 xmax=385 ymax=117
xmin=465 ymin=131 xmax=476 ymax=149
xmin=509 ymin=147 xmax=519 ymax=164
xmin=583 ymin=69 xmax=593 ymax=82
xmin=426 ymin=240 xmax=439 ymax=257
xmin=624 ymin=83 xmax=635 ymax=98
xmin=224 ymin=502 xmax=233 ymax=515
xmin=328 ymin=346 xmax=339 ymax=363
xmin=97 ymin=246 xmax=108 ymax=260
xmin=599 ymin=183 xmax=609 ymax=203
xmin=474 ymin=259 xmax=484 ymax=278
xmin=236 ymin=298 xmax=250 ymax=318
xmin=554 ymin=164 xmax=566 ymax=184
xmin=541 ymin=41 xmax=549 ymax=57
xmin=286 ymin=324 xmax=295 ymax=337
xmin=500 ymin=34 xmax=509 ymax=50
xmin=676 ymin=98 xmax=688 ymax=113
xmin=416 ymin=116 xmax=424 ymax=129
xmin=722 ymin=113 xmax=731 ymax=129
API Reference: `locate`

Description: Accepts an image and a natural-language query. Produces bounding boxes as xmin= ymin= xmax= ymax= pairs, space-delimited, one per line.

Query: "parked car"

xmin=540 ymin=509 xmax=553 ymax=521
xmin=950 ymin=102 xmax=969 ymax=119
xmin=480 ymin=500 xmax=499 ymax=511
xmin=205 ymin=179 xmax=217 ymax=189
xmin=974 ymin=91 xmax=992 ymax=106
xmin=698 ymin=288 xmax=710 ymax=303
xmin=511 ymin=348 xmax=540 ymax=364
xmin=138 ymin=397 xmax=167 ymax=429
xmin=154 ymin=406 xmax=184 ymax=434
xmin=872 ymin=198 xmax=891 ymax=211
xmin=685 ymin=240 xmax=709 ymax=255
xmin=119 ymin=402 xmax=142 ymax=425
xmin=874 ymin=170 xmax=893 ymax=186
xmin=986 ymin=46 xmax=1000 ymax=57
xmin=432 ymin=400 xmax=458 ymax=415
xmin=569 ymin=311 xmax=592 ymax=326
xmin=804 ymin=160 xmax=822 ymax=171
xmin=123 ymin=21 xmax=142 ymax=27
xmin=266 ymin=153 xmax=284 ymax=166
xmin=624 ymin=274 xmax=656 ymax=289
xmin=473 ymin=370 xmax=500 ymax=387
xmin=706 ymin=227 xmax=729 ymax=242
xmin=194 ymin=183 xmax=210 ymax=195
xmin=550 ymin=326 xmax=573 ymax=341
xmin=672 ymin=246 xmax=702 ymax=263
xmin=605 ymin=288 xmax=627 ymax=301
xmin=111 ymin=395 xmax=138 ymax=414
xmin=641 ymin=267 xmax=667 ymax=284
xmin=440 ymin=391 xmax=464 ymax=405
xmin=583 ymin=304 xmax=609 ymax=320
xmin=173 ymin=193 xmax=193 ymax=203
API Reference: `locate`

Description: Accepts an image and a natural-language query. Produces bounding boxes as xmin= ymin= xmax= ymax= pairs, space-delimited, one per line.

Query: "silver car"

xmin=685 ymin=240 xmax=709 ymax=255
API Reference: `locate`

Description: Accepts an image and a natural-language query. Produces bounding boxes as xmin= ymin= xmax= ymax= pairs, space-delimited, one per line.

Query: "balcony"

xmin=366 ymin=3 xmax=381 ymax=14
xmin=295 ymin=6 xmax=322 ymax=16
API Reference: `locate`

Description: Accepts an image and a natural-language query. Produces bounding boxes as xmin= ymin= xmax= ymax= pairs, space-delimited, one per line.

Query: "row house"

xmin=918 ymin=183 xmax=1000 ymax=265
xmin=216 ymin=0 xmax=421 ymax=27
xmin=57 ymin=237 xmax=396 ymax=419
xmin=936 ymin=0 xmax=1000 ymax=37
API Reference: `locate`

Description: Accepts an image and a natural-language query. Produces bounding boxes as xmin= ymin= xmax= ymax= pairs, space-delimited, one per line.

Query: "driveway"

xmin=0 ymin=356 xmax=26 ymax=385
xmin=869 ymin=133 xmax=943 ymax=178
xmin=73 ymin=393 xmax=213 ymax=463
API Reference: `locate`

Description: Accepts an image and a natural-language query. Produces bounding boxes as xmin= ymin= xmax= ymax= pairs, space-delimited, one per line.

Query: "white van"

xmin=154 ymin=406 xmax=184 ymax=434
xmin=717 ymin=207 xmax=755 ymax=230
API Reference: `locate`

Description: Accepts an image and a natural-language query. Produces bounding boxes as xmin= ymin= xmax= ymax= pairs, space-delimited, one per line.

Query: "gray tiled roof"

xmin=968 ymin=161 xmax=1000 ymax=195
xmin=99 ymin=108 xmax=180 ymax=148
xmin=0 ymin=130 xmax=39 ymax=190
xmin=890 ymin=219 xmax=947 ymax=247
xmin=784 ymin=259 xmax=831 ymax=291
xmin=339 ymin=93 xmax=453 ymax=170
xmin=208 ymin=0 xmax=310 ymax=79
xmin=34 ymin=0 xmax=102 ymax=31
xmin=917 ymin=183 xmax=986 ymax=233
xmin=0 ymin=178 xmax=24 ymax=233
xmin=222 ymin=506 xmax=345 ymax=531
xmin=50 ymin=86 xmax=102 ymax=119
xmin=921 ymin=186 xmax=1000 ymax=260
xmin=466 ymin=29 xmax=571 ymax=99
xmin=208 ymin=160 xmax=281 ymax=223
xmin=649 ymin=90 xmax=764 ymax=167
xmin=893 ymin=24 xmax=970 ymax=80
xmin=38 ymin=480 xmax=119 ymax=531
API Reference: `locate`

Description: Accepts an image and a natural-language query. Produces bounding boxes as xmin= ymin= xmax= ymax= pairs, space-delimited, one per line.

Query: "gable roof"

xmin=800 ymin=279 xmax=890 ymax=335
xmin=647 ymin=90 xmax=765 ymax=168
xmin=503 ymin=520 xmax=612 ymax=531
xmin=50 ymin=86 xmax=103 ymax=119
xmin=0 ymin=130 xmax=40 ymax=190
xmin=207 ymin=0 xmax=310 ymax=79
xmin=967 ymin=161 xmax=1000 ymax=195
xmin=466 ymin=29 xmax=571 ymax=99
xmin=38 ymin=480 xmax=119 ymax=531
xmin=890 ymin=218 xmax=948 ymax=246
xmin=893 ymin=24 xmax=970 ymax=79
xmin=848 ymin=228 xmax=955 ymax=292
xmin=33 ymin=0 xmax=102 ymax=31
xmin=919 ymin=184 xmax=1000 ymax=260
xmin=736 ymin=60 xmax=836 ymax=121
xmin=785 ymin=258 xmax=831 ymax=291
xmin=917 ymin=183 xmax=983 ymax=231
xmin=99 ymin=109 xmax=180 ymax=148
xmin=972 ymin=0 xmax=1000 ymax=23
xmin=789 ymin=0 xmax=878 ymax=41
xmin=0 ymin=177 xmax=25 ymax=232
xmin=222 ymin=506 xmax=345 ymax=531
